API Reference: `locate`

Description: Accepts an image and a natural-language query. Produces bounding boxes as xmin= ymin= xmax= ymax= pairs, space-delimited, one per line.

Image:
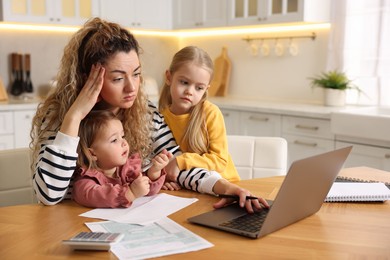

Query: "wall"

xmin=0 ymin=27 xmax=329 ymax=104
xmin=179 ymin=27 xmax=330 ymax=104
xmin=0 ymin=29 xmax=177 ymax=98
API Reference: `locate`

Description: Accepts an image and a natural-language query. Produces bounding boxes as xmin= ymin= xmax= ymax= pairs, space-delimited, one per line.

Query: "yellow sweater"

xmin=161 ymin=100 xmax=240 ymax=182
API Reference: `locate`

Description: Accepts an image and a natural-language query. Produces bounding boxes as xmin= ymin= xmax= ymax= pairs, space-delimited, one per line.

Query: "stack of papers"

xmin=79 ymin=193 xmax=213 ymax=259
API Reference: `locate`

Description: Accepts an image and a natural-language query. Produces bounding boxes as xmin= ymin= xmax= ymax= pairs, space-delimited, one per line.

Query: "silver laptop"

xmin=188 ymin=146 xmax=352 ymax=239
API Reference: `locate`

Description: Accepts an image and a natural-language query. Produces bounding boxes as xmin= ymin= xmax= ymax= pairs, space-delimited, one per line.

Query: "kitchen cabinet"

xmin=336 ymin=141 xmax=390 ymax=171
xmin=14 ymin=110 xmax=35 ymax=148
xmin=215 ymin=98 xmax=390 ymax=172
xmin=227 ymin=0 xmax=330 ymax=26
xmin=221 ymin=108 xmax=240 ymax=135
xmin=220 ymin=109 xmax=281 ymax=136
xmin=0 ymin=0 xmax=98 ymax=25
xmin=0 ymin=111 xmax=14 ymax=150
xmin=282 ymin=116 xmax=334 ymax=167
xmin=0 ymin=104 xmax=37 ymax=151
xmin=173 ymin=0 xmax=227 ymax=29
xmin=240 ymin=111 xmax=281 ymax=137
xmin=99 ymin=0 xmax=172 ymax=30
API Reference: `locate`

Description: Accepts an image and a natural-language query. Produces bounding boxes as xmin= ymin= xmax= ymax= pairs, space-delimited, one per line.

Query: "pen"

xmin=217 ymin=194 xmax=258 ymax=200
xmin=168 ymin=145 xmax=180 ymax=154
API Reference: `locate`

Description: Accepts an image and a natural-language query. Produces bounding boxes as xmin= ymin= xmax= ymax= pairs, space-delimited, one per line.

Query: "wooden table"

xmin=1 ymin=171 xmax=390 ymax=259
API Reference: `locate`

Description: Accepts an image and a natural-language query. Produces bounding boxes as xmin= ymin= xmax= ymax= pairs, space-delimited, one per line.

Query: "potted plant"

xmin=309 ymin=70 xmax=360 ymax=107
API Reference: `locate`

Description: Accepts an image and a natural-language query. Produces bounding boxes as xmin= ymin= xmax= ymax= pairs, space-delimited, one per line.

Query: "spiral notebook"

xmin=325 ymin=182 xmax=390 ymax=202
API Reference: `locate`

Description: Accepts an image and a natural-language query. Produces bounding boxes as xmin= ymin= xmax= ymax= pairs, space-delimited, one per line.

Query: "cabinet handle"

xmin=385 ymin=154 xmax=390 ymax=159
xmin=223 ymin=113 xmax=230 ymax=117
xmin=295 ymin=124 xmax=319 ymax=131
xmin=293 ymin=140 xmax=318 ymax=147
xmin=249 ymin=116 xmax=269 ymax=122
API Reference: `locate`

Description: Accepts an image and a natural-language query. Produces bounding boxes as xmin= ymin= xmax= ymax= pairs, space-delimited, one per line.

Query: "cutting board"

xmin=209 ymin=47 xmax=231 ymax=97
xmin=0 ymin=76 xmax=9 ymax=101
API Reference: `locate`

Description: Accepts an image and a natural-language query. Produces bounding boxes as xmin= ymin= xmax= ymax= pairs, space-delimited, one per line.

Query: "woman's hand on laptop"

xmin=212 ymin=180 xmax=269 ymax=213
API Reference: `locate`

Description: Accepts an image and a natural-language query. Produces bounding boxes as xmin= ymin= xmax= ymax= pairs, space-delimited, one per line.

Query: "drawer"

xmin=0 ymin=134 xmax=14 ymax=150
xmin=0 ymin=111 xmax=13 ymax=134
xmin=240 ymin=111 xmax=281 ymax=137
xmin=282 ymin=116 xmax=333 ymax=139
xmin=283 ymin=133 xmax=335 ymax=167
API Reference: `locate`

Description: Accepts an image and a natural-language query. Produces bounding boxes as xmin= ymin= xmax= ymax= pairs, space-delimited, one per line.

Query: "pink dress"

xmin=72 ymin=153 xmax=166 ymax=208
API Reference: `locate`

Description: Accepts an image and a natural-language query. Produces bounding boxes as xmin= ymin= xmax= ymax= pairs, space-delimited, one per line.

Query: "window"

xmin=327 ymin=0 xmax=390 ymax=106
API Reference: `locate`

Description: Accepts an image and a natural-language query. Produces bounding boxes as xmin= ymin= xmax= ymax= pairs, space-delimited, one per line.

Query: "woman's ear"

xmin=165 ymin=70 xmax=171 ymax=85
xmin=88 ymin=148 xmax=98 ymax=161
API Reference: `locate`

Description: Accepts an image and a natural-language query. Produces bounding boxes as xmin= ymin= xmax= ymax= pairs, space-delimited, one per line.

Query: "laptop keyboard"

xmin=219 ymin=209 xmax=269 ymax=233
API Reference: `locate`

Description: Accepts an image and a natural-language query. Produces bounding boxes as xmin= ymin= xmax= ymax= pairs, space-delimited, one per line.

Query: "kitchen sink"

xmin=331 ymin=106 xmax=390 ymax=142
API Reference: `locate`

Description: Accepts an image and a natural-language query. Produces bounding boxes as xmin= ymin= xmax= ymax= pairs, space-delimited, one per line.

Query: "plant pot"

xmin=324 ymin=88 xmax=346 ymax=107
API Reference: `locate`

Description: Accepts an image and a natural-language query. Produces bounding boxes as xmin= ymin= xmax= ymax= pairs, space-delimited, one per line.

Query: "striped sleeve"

xmin=142 ymin=102 xmax=181 ymax=171
xmin=32 ymin=131 xmax=79 ymax=205
xmin=177 ymin=168 xmax=222 ymax=195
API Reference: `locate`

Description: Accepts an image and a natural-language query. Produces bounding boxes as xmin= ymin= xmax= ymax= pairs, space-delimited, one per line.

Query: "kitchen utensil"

xmin=247 ymin=42 xmax=258 ymax=57
xmin=0 ymin=76 xmax=8 ymax=101
xmin=289 ymin=40 xmax=299 ymax=56
xmin=274 ymin=41 xmax=284 ymax=57
xmin=24 ymin=54 xmax=33 ymax=93
xmin=260 ymin=43 xmax=270 ymax=57
xmin=10 ymin=53 xmax=23 ymax=96
xmin=209 ymin=47 xmax=231 ymax=97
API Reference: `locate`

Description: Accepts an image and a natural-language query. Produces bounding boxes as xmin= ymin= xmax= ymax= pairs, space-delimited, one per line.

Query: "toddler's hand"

xmin=151 ymin=149 xmax=173 ymax=171
xmin=130 ymin=174 xmax=150 ymax=198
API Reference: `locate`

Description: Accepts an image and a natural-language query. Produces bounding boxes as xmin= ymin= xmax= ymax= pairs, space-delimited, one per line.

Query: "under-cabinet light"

xmin=0 ymin=22 xmax=330 ymax=37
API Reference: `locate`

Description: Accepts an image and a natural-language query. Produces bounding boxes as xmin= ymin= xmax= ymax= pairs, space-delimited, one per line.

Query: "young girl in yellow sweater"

xmin=159 ymin=46 xmax=240 ymax=184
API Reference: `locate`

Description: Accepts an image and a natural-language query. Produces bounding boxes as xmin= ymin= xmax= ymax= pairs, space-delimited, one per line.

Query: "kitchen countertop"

xmin=0 ymin=95 xmax=371 ymax=119
xmin=209 ymin=96 xmax=364 ymax=119
xmin=0 ymin=97 xmax=41 ymax=111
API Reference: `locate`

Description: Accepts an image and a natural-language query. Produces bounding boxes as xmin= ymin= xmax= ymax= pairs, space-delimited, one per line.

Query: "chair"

xmin=227 ymin=135 xmax=288 ymax=180
xmin=0 ymin=148 xmax=37 ymax=206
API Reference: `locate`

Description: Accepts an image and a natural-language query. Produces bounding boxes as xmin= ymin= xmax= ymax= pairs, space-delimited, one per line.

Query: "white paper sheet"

xmin=79 ymin=193 xmax=198 ymax=225
xmin=86 ymin=219 xmax=213 ymax=260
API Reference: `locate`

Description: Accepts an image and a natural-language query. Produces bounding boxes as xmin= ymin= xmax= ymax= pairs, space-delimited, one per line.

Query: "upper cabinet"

xmin=99 ymin=0 xmax=172 ymax=30
xmin=173 ymin=0 xmax=227 ymax=29
xmin=0 ymin=0 xmax=99 ymax=25
xmin=0 ymin=0 xmax=329 ymax=29
xmin=227 ymin=0 xmax=330 ymax=26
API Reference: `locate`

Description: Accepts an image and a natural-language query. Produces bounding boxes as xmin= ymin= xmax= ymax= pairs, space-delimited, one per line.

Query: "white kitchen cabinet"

xmin=284 ymin=133 xmax=334 ymax=167
xmin=220 ymin=108 xmax=240 ymax=135
xmin=336 ymin=142 xmax=390 ymax=172
xmin=0 ymin=104 xmax=37 ymax=151
xmin=14 ymin=110 xmax=35 ymax=148
xmin=0 ymin=111 xmax=14 ymax=150
xmin=282 ymin=116 xmax=335 ymax=167
xmin=240 ymin=111 xmax=281 ymax=137
xmin=0 ymin=0 xmax=98 ymax=25
xmin=227 ymin=0 xmax=330 ymax=26
xmin=173 ymin=0 xmax=227 ymax=29
xmin=99 ymin=0 xmax=172 ymax=29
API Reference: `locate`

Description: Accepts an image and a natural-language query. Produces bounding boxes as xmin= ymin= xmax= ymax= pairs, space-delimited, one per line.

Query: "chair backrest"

xmin=0 ymin=148 xmax=37 ymax=206
xmin=227 ymin=135 xmax=288 ymax=180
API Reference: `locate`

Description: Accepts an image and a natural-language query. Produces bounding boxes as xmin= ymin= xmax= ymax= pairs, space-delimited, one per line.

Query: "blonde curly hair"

xmin=30 ymin=17 xmax=152 ymax=168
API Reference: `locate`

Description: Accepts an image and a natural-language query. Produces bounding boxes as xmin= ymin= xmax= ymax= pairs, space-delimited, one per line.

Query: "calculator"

xmin=62 ymin=232 xmax=124 ymax=251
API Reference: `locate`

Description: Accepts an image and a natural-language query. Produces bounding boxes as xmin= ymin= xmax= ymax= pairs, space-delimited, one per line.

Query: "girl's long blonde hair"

xmin=31 ymin=17 xmax=152 ymax=167
xmin=158 ymin=46 xmax=214 ymax=154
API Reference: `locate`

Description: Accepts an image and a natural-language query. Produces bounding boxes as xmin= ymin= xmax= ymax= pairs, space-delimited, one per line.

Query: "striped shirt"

xmin=32 ymin=102 xmax=221 ymax=205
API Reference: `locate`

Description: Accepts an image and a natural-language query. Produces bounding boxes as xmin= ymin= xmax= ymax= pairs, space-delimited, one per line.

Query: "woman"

xmin=31 ymin=17 xmax=267 ymax=212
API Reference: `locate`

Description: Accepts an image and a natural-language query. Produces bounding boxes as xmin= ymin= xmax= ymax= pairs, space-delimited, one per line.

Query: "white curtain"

xmin=327 ymin=0 xmax=390 ymax=106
